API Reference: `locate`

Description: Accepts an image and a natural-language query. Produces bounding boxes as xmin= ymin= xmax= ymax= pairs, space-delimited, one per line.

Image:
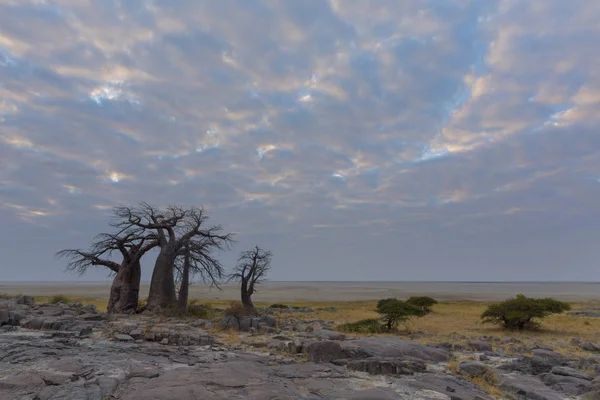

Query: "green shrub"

xmin=49 ymin=295 xmax=70 ymax=304
xmin=187 ymin=300 xmax=214 ymax=319
xmin=481 ymin=294 xmax=571 ymax=330
xmin=376 ymin=298 xmax=426 ymax=330
xmin=338 ymin=318 xmax=386 ymax=334
xmin=268 ymin=303 xmax=289 ymax=309
xmin=136 ymin=299 xmax=148 ymax=313
xmin=406 ymin=296 xmax=438 ymax=313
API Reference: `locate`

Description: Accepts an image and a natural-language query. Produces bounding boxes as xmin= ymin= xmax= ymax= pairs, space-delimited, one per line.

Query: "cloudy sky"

xmin=1 ymin=0 xmax=599 ymax=282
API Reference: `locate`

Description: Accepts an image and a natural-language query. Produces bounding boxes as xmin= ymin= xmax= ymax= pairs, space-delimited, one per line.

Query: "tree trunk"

xmin=147 ymin=247 xmax=177 ymax=311
xmin=177 ymin=248 xmax=190 ymax=313
xmin=116 ymin=258 xmax=141 ymax=314
xmin=241 ymin=282 xmax=256 ymax=314
xmin=107 ymin=264 xmax=124 ymax=314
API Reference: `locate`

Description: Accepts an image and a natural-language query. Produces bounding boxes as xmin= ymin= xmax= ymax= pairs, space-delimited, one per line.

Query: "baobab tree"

xmin=174 ymin=234 xmax=231 ymax=312
xmin=113 ymin=203 xmax=234 ymax=311
xmin=57 ymin=231 xmax=158 ymax=314
xmin=228 ymin=246 xmax=272 ymax=314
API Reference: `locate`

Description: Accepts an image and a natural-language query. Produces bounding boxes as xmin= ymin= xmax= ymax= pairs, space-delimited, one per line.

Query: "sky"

xmin=1 ymin=0 xmax=599 ymax=282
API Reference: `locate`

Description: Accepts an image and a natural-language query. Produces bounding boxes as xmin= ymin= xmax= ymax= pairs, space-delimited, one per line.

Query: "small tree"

xmin=376 ymin=298 xmax=426 ymax=330
xmin=228 ymin=246 xmax=272 ymax=314
xmin=406 ymin=296 xmax=438 ymax=314
xmin=481 ymin=294 xmax=571 ymax=330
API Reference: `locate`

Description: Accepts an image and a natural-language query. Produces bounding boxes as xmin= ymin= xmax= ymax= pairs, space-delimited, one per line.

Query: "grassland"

xmin=5 ymin=293 xmax=599 ymax=351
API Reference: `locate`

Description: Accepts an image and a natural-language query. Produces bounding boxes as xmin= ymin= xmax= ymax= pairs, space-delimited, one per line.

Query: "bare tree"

xmin=113 ymin=203 xmax=234 ymax=311
xmin=174 ymin=232 xmax=232 ymax=312
xmin=228 ymin=246 xmax=272 ymax=314
xmin=57 ymin=231 xmax=158 ymax=314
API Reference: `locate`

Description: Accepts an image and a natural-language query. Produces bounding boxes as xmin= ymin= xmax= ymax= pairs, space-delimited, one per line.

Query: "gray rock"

xmin=0 ymin=309 xmax=9 ymax=326
xmin=401 ymin=374 xmax=495 ymax=400
xmin=501 ymin=375 xmax=565 ymax=400
xmin=41 ymin=307 xmax=65 ymax=317
xmin=311 ymin=329 xmax=346 ymax=341
xmin=307 ymin=340 xmax=343 ymax=363
xmin=218 ymin=316 xmax=239 ymax=330
xmin=581 ymin=341 xmax=600 ymax=352
xmin=346 ymin=357 xmax=426 ymax=376
xmin=16 ymin=296 xmax=35 ymax=306
xmin=129 ymin=329 xmax=143 ymax=340
xmin=114 ymin=334 xmax=134 ymax=342
xmin=541 ymin=372 xmax=590 ymax=395
xmin=128 ymin=365 xmax=160 ymax=379
xmin=457 ymin=360 xmax=489 ymax=378
xmin=551 ymin=365 xmax=593 ymax=381
xmin=468 ymin=340 xmax=492 ymax=352
xmin=340 ymin=337 xmax=449 ymax=362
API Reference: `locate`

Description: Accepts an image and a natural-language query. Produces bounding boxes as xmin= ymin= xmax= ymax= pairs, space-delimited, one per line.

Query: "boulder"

xmin=581 ymin=342 xmax=600 ymax=352
xmin=457 ymin=360 xmax=490 ymax=378
xmin=16 ymin=295 xmax=35 ymax=306
xmin=401 ymin=374 xmax=495 ymax=400
xmin=468 ymin=340 xmax=492 ymax=352
xmin=307 ymin=341 xmax=343 ymax=363
xmin=114 ymin=334 xmax=134 ymax=342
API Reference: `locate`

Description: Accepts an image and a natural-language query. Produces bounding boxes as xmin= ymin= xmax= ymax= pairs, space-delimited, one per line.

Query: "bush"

xmin=136 ymin=299 xmax=148 ymax=313
xmin=481 ymin=294 xmax=571 ymax=330
xmin=224 ymin=301 xmax=249 ymax=318
xmin=187 ymin=300 xmax=214 ymax=319
xmin=338 ymin=318 xmax=386 ymax=334
xmin=376 ymin=298 xmax=426 ymax=330
xmin=268 ymin=303 xmax=289 ymax=309
xmin=406 ymin=296 xmax=438 ymax=313
xmin=49 ymin=294 xmax=70 ymax=304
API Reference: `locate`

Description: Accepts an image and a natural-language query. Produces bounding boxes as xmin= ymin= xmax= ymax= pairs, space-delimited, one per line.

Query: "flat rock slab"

xmin=340 ymin=337 xmax=450 ymax=362
xmin=501 ymin=375 xmax=565 ymax=400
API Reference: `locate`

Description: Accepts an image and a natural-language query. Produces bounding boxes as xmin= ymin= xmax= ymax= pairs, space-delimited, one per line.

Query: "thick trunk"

xmin=117 ymin=259 xmax=141 ymax=314
xmin=147 ymin=248 xmax=177 ymax=311
xmin=107 ymin=259 xmax=141 ymax=314
xmin=177 ymin=250 xmax=190 ymax=313
xmin=107 ymin=265 xmax=124 ymax=314
xmin=241 ymin=282 xmax=256 ymax=314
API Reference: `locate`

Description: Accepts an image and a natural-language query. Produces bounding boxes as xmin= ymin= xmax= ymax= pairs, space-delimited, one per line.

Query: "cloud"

xmin=1 ymin=0 xmax=599 ymax=281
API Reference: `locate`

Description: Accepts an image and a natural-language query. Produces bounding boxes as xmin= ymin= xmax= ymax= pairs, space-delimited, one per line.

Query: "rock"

xmin=498 ymin=356 xmax=557 ymax=375
xmin=401 ymin=374 xmax=495 ymax=400
xmin=468 ymin=340 xmax=492 ymax=352
xmin=541 ymin=372 xmax=590 ymax=395
xmin=551 ymin=365 xmax=593 ymax=381
xmin=114 ymin=334 xmax=134 ymax=342
xmin=0 ymin=309 xmax=9 ymax=326
xmin=501 ymin=375 xmax=565 ymax=400
xmin=581 ymin=341 xmax=600 ymax=352
xmin=532 ymin=348 xmax=567 ymax=362
xmin=218 ymin=316 xmax=239 ymax=330
xmin=41 ymin=307 xmax=64 ymax=317
xmin=346 ymin=357 xmax=426 ymax=376
xmin=340 ymin=337 xmax=449 ymax=362
xmin=128 ymin=365 xmax=160 ymax=379
xmin=40 ymin=372 xmax=69 ymax=386
xmin=16 ymin=296 xmax=35 ymax=306
xmin=311 ymin=329 xmax=346 ymax=341
xmin=457 ymin=360 xmax=490 ymax=378
xmin=129 ymin=329 xmax=143 ymax=340
xmin=307 ymin=341 xmax=343 ymax=363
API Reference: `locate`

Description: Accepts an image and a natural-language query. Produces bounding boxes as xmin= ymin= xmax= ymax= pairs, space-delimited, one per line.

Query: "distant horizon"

xmin=2 ymin=280 xmax=600 ymax=285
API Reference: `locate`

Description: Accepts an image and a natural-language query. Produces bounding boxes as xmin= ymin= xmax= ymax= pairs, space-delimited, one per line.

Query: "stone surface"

xmin=468 ymin=340 xmax=493 ymax=352
xmin=501 ymin=375 xmax=565 ymax=400
xmin=457 ymin=360 xmax=489 ymax=378
xmin=340 ymin=337 xmax=449 ymax=362
xmin=307 ymin=340 xmax=343 ymax=363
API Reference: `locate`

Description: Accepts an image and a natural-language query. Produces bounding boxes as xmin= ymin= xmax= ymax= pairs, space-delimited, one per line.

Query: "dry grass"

xmin=29 ymin=295 xmax=600 ymax=356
